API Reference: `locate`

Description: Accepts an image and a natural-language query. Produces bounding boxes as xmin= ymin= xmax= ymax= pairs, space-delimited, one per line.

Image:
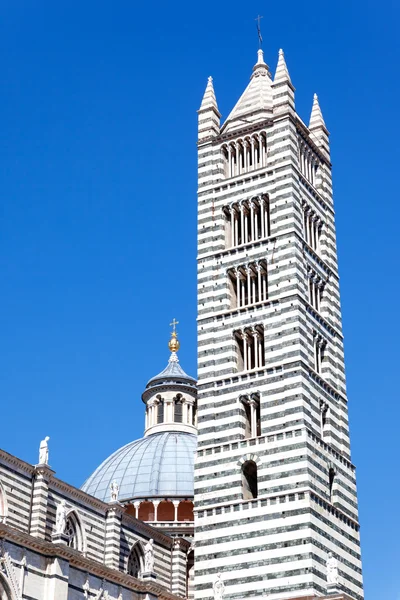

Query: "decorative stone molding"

xmin=0 ymin=540 xmax=22 ymax=600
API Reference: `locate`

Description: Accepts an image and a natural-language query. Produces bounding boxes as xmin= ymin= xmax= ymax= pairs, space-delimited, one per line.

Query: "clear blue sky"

xmin=0 ymin=1 xmax=398 ymax=597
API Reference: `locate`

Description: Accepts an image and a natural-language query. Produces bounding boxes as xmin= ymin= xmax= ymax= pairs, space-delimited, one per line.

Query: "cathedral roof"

xmin=222 ymin=49 xmax=273 ymax=134
xmin=81 ymin=431 xmax=196 ymax=502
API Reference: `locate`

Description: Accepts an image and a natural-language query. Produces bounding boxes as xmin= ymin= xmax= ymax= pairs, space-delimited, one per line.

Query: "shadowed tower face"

xmin=194 ymin=49 xmax=363 ymax=600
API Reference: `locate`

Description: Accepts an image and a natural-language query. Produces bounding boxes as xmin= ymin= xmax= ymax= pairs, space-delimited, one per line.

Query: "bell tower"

xmin=194 ymin=48 xmax=363 ymax=600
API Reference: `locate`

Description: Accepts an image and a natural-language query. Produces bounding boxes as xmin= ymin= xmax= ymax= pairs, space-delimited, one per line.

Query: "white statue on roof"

xmin=110 ymin=481 xmax=119 ymax=502
xmin=38 ymin=436 xmax=50 ymax=465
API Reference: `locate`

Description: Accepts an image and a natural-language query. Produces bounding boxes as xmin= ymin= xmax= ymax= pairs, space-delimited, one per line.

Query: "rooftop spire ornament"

xmin=255 ymin=15 xmax=263 ymax=48
xmin=168 ymin=319 xmax=180 ymax=357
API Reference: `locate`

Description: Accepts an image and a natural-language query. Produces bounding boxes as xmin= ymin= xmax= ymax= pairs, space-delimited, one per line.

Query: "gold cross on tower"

xmin=170 ymin=318 xmax=179 ymax=334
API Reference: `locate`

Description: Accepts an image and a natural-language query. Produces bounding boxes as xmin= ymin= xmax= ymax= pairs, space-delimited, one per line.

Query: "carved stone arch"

xmin=0 ymin=544 xmax=20 ymax=600
xmin=237 ymin=453 xmax=262 ymax=467
xmin=127 ymin=541 xmax=144 ymax=579
xmin=0 ymin=573 xmax=13 ymax=600
xmin=0 ymin=480 xmax=8 ymax=524
xmin=65 ymin=509 xmax=86 ymax=553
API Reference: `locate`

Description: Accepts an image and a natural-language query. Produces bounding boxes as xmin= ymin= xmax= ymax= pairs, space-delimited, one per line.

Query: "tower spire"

xmin=274 ymin=48 xmax=292 ymax=84
xmin=309 ymin=93 xmax=326 ymax=130
xmin=309 ymin=93 xmax=330 ymax=158
xmin=221 ymin=50 xmax=273 ymax=134
xmin=272 ymin=48 xmax=295 ymax=114
xmin=198 ymin=76 xmax=221 ymax=142
xmin=199 ymin=77 xmax=219 ymax=113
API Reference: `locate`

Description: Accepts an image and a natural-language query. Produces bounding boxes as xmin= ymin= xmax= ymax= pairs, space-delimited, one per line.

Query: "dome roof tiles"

xmin=81 ymin=432 xmax=196 ymax=503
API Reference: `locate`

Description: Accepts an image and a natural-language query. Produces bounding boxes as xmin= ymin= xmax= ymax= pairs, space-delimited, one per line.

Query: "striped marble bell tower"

xmin=194 ymin=49 xmax=363 ymax=600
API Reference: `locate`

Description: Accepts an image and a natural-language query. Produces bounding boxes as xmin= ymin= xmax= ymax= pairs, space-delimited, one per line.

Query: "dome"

xmin=81 ymin=432 xmax=197 ymax=503
xmin=146 ymin=355 xmax=196 ymax=390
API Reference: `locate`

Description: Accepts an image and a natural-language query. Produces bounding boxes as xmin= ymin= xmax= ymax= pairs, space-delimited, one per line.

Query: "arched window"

xmin=157 ymin=395 xmax=164 ymax=424
xmin=138 ymin=501 xmax=154 ymax=521
xmin=127 ymin=543 xmax=144 ymax=578
xmin=174 ymin=395 xmax=183 ymax=423
xmin=0 ymin=480 xmax=8 ymax=524
xmin=157 ymin=500 xmax=175 ymax=521
xmin=329 ymin=467 xmax=336 ymax=501
xmin=241 ymin=460 xmax=258 ymax=500
xmin=178 ymin=501 xmax=194 ymax=522
xmin=65 ymin=511 xmax=85 ymax=552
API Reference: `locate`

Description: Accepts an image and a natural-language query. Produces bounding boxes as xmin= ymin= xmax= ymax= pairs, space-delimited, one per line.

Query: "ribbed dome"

xmin=81 ymin=432 xmax=196 ymax=503
xmin=146 ymin=356 xmax=196 ymax=390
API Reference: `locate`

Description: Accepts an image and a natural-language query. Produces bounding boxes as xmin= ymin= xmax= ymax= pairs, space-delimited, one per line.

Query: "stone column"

xmin=104 ymin=502 xmax=123 ymax=570
xmin=173 ymin=501 xmax=180 ymax=522
xmin=230 ymin=208 xmax=235 ymax=247
xmin=242 ymin=333 xmax=248 ymax=371
xmin=257 ymin=264 xmax=262 ymax=303
xmin=246 ymin=267 xmax=251 ymax=306
xmin=252 ymin=330 xmax=259 ymax=370
xmin=250 ymin=202 xmax=255 ymax=242
xmin=29 ymin=465 xmax=55 ymax=540
xmin=44 ymin=557 xmax=69 ymax=600
xmin=235 ymin=269 xmax=241 ymax=308
xmin=171 ymin=539 xmax=187 ymax=598
xmin=249 ymin=400 xmax=257 ymax=438
xmin=260 ymin=198 xmax=265 ymax=238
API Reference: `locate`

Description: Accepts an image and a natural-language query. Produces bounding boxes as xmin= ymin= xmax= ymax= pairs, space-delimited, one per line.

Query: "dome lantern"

xmin=141 ymin=320 xmax=197 ymax=437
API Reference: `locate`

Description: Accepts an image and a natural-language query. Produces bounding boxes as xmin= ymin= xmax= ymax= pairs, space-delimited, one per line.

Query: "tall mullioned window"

xmin=298 ymin=138 xmax=319 ymax=186
xmin=307 ymin=268 xmax=325 ymax=312
xmin=228 ymin=261 xmax=268 ymax=309
xmin=234 ymin=326 xmax=265 ymax=371
xmin=302 ymin=201 xmax=323 ymax=253
xmin=240 ymin=393 xmax=261 ymax=438
xmin=313 ymin=332 xmax=326 ymax=374
xmin=222 ymin=132 xmax=267 ymax=179
xmin=224 ymin=194 xmax=270 ymax=248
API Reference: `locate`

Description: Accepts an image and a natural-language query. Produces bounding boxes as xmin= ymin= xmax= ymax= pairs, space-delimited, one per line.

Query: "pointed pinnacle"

xmin=274 ymin=48 xmax=292 ymax=84
xmin=199 ymin=76 xmax=220 ymax=114
xmin=309 ymin=93 xmax=327 ymax=130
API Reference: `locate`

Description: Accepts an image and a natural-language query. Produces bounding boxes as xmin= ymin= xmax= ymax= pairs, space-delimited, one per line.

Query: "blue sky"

xmin=0 ymin=1 xmax=398 ymax=597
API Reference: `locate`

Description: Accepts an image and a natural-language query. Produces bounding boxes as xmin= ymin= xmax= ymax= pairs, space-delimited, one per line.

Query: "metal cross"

xmin=170 ymin=318 xmax=179 ymax=333
xmin=255 ymin=15 xmax=263 ymax=48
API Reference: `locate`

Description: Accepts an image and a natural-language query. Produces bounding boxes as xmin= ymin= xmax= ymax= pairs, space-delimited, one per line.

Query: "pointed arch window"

xmin=127 ymin=543 xmax=144 ymax=578
xmin=65 ymin=511 xmax=85 ymax=552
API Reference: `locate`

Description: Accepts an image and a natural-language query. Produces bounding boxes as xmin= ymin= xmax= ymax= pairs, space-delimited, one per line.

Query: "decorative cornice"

xmin=0 ymin=448 xmax=35 ymax=477
xmin=121 ymin=511 xmax=178 ymax=548
xmin=0 ymin=524 xmax=181 ymax=600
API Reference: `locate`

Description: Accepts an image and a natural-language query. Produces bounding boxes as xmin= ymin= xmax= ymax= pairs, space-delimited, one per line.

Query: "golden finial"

xmin=169 ymin=318 xmax=180 ymax=353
